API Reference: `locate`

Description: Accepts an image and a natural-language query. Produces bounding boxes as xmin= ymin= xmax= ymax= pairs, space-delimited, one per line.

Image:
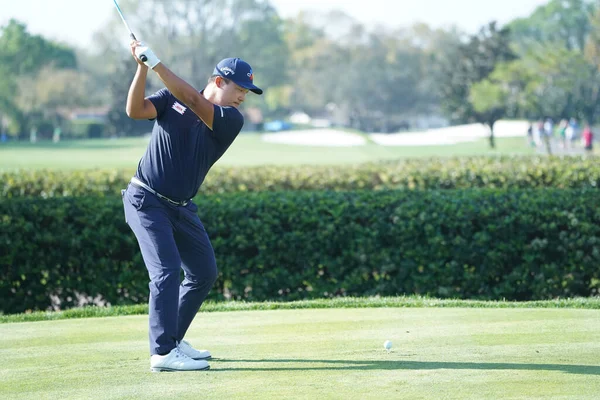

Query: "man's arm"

xmin=126 ymin=64 xmax=157 ymax=120
xmin=151 ymin=63 xmax=215 ymax=130
xmin=130 ymin=41 xmax=215 ymax=129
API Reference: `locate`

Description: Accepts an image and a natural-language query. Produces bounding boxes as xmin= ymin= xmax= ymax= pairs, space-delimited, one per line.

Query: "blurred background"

xmin=0 ymin=0 xmax=598 ymax=163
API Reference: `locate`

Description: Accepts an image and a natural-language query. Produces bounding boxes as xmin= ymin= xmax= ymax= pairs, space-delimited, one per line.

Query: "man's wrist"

xmin=152 ymin=63 xmax=165 ymax=73
xmin=135 ymin=44 xmax=161 ymax=69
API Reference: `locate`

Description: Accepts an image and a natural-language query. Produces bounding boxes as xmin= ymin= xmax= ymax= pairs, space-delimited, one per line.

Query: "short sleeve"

xmin=211 ymin=105 xmax=244 ymax=145
xmin=146 ymin=88 xmax=171 ymax=120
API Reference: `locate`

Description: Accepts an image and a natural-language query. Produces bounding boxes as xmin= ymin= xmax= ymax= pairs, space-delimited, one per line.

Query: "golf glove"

xmin=135 ymin=42 xmax=161 ymax=69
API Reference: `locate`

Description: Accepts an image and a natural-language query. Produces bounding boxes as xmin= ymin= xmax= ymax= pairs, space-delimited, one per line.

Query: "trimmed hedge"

xmin=2 ymin=189 xmax=600 ymax=314
xmin=2 ymin=155 xmax=600 ymax=198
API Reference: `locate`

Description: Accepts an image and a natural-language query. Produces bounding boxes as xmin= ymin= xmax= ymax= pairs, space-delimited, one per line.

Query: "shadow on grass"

xmin=211 ymin=359 xmax=599 ymax=375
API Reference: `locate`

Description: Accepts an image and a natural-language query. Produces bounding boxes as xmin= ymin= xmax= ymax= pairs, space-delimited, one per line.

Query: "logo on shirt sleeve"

xmin=172 ymin=102 xmax=187 ymax=115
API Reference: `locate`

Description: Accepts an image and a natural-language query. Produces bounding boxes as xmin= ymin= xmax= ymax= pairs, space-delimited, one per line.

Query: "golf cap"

xmin=213 ymin=58 xmax=263 ymax=95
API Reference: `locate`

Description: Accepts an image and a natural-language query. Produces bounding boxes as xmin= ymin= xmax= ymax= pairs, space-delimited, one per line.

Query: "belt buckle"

xmin=169 ymin=198 xmax=188 ymax=207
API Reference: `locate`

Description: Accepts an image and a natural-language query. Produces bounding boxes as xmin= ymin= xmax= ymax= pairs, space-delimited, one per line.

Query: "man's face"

xmin=218 ymin=77 xmax=249 ymax=108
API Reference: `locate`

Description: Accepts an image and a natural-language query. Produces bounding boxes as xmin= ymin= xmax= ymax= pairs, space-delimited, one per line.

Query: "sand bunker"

xmin=261 ymin=121 xmax=529 ymax=147
xmin=261 ymin=130 xmax=367 ymax=147
xmin=370 ymin=121 xmax=529 ymax=146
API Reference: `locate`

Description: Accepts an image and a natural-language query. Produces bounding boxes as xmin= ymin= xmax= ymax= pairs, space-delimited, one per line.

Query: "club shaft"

xmin=113 ymin=0 xmax=136 ymax=38
xmin=112 ymin=0 xmax=146 ymax=61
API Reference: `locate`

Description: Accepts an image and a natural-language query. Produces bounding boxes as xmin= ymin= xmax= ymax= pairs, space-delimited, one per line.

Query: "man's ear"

xmin=215 ymin=76 xmax=225 ymax=88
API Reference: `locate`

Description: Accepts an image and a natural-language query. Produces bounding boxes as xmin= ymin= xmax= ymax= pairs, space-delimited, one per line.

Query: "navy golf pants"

xmin=122 ymin=184 xmax=217 ymax=356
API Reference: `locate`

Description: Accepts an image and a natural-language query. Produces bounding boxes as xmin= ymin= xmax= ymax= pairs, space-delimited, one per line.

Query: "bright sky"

xmin=0 ymin=0 xmax=549 ymax=47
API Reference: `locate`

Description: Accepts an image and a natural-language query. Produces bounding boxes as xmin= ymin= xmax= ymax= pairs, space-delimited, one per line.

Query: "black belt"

xmin=130 ymin=177 xmax=191 ymax=206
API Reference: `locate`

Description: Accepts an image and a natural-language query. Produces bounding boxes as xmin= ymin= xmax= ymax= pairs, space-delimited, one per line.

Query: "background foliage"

xmin=0 ymin=0 xmax=599 ymax=140
xmin=2 ymin=156 xmax=599 ymax=198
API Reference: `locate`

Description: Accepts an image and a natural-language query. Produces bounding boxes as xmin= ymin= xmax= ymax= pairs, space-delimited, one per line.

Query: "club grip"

xmin=129 ymin=32 xmax=148 ymax=62
xmin=129 ymin=33 xmax=148 ymax=62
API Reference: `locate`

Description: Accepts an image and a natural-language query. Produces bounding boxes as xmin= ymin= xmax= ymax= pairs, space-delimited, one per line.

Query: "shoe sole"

xmin=192 ymin=356 xmax=212 ymax=360
xmin=150 ymin=365 xmax=210 ymax=372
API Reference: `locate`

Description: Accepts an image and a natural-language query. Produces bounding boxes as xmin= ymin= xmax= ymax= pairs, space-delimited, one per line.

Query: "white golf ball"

xmin=383 ymin=340 xmax=392 ymax=350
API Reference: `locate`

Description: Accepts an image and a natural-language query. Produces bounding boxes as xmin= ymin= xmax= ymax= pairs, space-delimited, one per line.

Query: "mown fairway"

xmin=1 ymin=306 xmax=599 ymax=400
xmin=0 ymin=134 xmax=534 ymax=170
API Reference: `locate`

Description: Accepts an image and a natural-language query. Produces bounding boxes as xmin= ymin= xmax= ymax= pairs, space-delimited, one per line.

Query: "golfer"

xmin=122 ymin=41 xmax=262 ymax=372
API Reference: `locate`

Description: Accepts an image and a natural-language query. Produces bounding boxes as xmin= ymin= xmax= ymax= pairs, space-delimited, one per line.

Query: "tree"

xmin=105 ymin=58 xmax=154 ymax=137
xmin=95 ymin=0 xmax=288 ymax=115
xmin=508 ymin=0 xmax=596 ymax=53
xmin=469 ymin=79 xmax=510 ymax=148
xmin=334 ymin=31 xmax=423 ymax=131
xmin=437 ymin=22 xmax=516 ymax=148
xmin=15 ymin=66 xmax=97 ymax=138
xmin=501 ymin=2 xmax=600 ymax=124
xmin=0 ymin=19 xmax=78 ymax=137
xmin=282 ymin=14 xmax=346 ymax=117
xmin=0 ymin=19 xmax=76 ymax=74
xmin=404 ymin=23 xmax=465 ymax=119
xmin=581 ymin=6 xmax=600 ymax=123
xmin=284 ymin=13 xmax=447 ymax=131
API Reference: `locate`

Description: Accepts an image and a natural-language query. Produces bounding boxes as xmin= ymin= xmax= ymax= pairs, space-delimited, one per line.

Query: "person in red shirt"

xmin=582 ymin=124 xmax=593 ymax=153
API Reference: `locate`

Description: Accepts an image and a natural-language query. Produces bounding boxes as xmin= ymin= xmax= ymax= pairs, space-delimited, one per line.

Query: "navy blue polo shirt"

xmin=135 ymin=88 xmax=244 ymax=201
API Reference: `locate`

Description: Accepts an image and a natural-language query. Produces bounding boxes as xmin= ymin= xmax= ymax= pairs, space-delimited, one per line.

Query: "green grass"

xmin=2 ymin=296 xmax=600 ymax=324
xmin=0 ymin=134 xmax=535 ymax=170
xmin=1 ymin=302 xmax=598 ymax=399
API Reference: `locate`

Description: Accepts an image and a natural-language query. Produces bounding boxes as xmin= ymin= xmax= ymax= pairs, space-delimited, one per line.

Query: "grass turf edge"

xmin=2 ymin=295 xmax=599 ymax=324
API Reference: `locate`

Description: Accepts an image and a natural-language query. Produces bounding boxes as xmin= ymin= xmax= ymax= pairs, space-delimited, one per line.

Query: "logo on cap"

xmin=221 ymin=67 xmax=234 ymax=76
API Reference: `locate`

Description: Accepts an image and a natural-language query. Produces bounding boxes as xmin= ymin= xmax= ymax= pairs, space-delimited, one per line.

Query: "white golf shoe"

xmin=150 ymin=347 xmax=210 ymax=372
xmin=178 ymin=339 xmax=212 ymax=360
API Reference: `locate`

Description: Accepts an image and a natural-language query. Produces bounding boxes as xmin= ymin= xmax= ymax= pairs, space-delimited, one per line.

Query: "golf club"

xmin=112 ymin=0 xmax=147 ymax=62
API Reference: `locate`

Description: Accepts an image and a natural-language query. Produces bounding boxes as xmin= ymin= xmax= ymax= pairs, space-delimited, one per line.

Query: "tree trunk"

xmin=488 ymin=122 xmax=496 ymax=149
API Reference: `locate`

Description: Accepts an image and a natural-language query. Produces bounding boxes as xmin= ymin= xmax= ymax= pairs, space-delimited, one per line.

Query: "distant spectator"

xmin=52 ymin=127 xmax=62 ymax=143
xmin=29 ymin=127 xmax=37 ymax=143
xmin=567 ymin=118 xmax=579 ymax=145
xmin=527 ymin=122 xmax=535 ymax=147
xmin=544 ymin=118 xmax=554 ymax=137
xmin=534 ymin=120 xmax=544 ymax=147
xmin=582 ymin=124 xmax=593 ymax=153
xmin=542 ymin=118 xmax=553 ymax=154
xmin=558 ymin=119 xmax=568 ymax=149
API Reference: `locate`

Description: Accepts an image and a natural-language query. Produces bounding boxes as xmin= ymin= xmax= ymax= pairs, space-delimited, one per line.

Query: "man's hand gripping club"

xmin=131 ymin=41 xmax=161 ymax=69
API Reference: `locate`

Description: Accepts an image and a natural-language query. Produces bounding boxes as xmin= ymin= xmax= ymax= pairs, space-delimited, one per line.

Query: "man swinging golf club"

xmin=122 ymin=40 xmax=262 ymax=372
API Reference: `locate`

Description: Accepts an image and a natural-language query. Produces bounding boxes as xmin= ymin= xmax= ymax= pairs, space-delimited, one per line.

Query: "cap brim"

xmin=234 ymin=80 xmax=263 ymax=95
